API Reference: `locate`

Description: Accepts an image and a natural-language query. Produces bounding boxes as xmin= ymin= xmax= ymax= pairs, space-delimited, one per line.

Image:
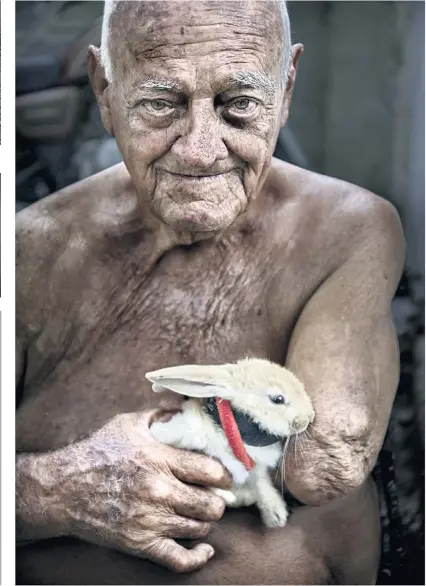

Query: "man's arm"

xmin=15 ymin=207 xmax=232 ymax=571
xmin=16 ymin=205 xmax=72 ymax=541
xmin=284 ymin=197 xmax=405 ymax=506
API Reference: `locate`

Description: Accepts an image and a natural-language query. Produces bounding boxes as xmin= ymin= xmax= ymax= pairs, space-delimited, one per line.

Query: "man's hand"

xmin=16 ymin=410 xmax=232 ymax=573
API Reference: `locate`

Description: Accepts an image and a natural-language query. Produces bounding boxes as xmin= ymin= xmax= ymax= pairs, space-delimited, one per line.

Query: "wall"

xmin=286 ymin=0 xmax=424 ymax=287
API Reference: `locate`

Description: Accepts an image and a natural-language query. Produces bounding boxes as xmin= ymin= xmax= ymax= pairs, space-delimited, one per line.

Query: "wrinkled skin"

xmin=17 ymin=410 xmax=231 ymax=572
xmin=16 ymin=2 xmax=405 ymax=584
xmin=95 ymin=0 xmax=294 ymax=236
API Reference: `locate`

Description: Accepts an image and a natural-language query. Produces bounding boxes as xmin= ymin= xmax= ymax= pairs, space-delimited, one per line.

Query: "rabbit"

xmin=145 ymin=357 xmax=315 ymax=528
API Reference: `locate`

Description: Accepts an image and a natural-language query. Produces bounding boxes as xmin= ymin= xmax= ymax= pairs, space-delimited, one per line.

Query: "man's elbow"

xmin=286 ymin=434 xmax=372 ymax=506
xmin=304 ymin=459 xmax=369 ymax=507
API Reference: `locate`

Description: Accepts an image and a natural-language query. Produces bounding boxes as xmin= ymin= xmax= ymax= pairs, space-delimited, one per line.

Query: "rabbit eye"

xmin=269 ymin=394 xmax=286 ymax=405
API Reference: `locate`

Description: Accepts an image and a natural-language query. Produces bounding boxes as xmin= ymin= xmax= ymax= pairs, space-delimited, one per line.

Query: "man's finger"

xmin=171 ymin=450 xmax=232 ymax=489
xmin=171 ymin=484 xmax=226 ymax=522
xmin=160 ymin=516 xmax=211 ymax=539
xmin=151 ymin=539 xmax=214 ymax=573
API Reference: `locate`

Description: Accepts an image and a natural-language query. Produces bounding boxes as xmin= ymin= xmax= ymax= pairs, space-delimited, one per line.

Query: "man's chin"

xmin=159 ymin=200 xmax=243 ymax=234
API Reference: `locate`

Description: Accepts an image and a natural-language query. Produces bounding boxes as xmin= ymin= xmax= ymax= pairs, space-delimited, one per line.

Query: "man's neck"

xmin=100 ymin=162 xmax=266 ymax=264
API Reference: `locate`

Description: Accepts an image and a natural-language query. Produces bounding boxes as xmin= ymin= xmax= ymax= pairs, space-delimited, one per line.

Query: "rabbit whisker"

xmin=290 ymin=434 xmax=302 ymax=471
xmin=277 ymin=451 xmax=284 ymax=497
xmin=304 ymin=427 xmax=315 ymax=442
xmin=299 ymin=434 xmax=309 ymax=466
xmin=299 ymin=429 xmax=309 ymax=446
xmin=280 ymin=436 xmax=290 ymax=495
xmin=308 ymin=422 xmax=322 ymax=435
xmin=295 ymin=434 xmax=306 ymax=467
xmin=299 ymin=433 xmax=310 ymax=467
xmin=284 ymin=438 xmax=290 ymax=475
xmin=275 ymin=450 xmax=283 ymax=485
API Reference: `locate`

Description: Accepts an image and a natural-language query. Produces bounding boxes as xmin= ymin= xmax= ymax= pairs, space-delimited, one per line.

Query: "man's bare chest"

xmin=17 ymin=239 xmax=316 ymax=452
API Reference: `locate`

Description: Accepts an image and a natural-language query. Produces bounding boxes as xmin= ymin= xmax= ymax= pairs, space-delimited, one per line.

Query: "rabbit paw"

xmin=260 ymin=501 xmax=289 ymax=528
xmin=211 ymin=488 xmax=238 ymax=506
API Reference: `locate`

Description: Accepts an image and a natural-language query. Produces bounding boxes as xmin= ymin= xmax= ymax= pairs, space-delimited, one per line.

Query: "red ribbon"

xmin=215 ymin=397 xmax=255 ymax=471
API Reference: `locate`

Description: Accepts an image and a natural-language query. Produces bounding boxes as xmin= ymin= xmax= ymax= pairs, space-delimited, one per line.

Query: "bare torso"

xmin=16 ymin=159 xmax=381 ymax=584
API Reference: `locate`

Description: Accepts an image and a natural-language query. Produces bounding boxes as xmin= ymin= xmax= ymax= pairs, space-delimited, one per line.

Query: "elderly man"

xmin=16 ymin=1 xmax=404 ymax=584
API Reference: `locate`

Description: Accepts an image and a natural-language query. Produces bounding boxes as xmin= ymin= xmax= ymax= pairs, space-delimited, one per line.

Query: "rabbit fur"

xmin=146 ymin=358 xmax=315 ymax=528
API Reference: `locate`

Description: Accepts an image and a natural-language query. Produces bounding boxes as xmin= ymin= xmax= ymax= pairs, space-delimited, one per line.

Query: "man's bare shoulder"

xmin=16 ymin=163 xmax=132 ymax=265
xmin=269 ymin=158 xmax=405 ymax=270
xmin=16 ymin=164 xmax=134 ymax=323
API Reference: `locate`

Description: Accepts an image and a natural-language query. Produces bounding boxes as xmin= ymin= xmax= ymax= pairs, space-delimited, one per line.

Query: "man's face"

xmin=94 ymin=1 xmax=295 ymax=234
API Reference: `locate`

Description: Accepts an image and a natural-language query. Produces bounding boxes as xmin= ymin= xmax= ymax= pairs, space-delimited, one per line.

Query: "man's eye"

xmin=233 ymin=98 xmax=250 ymax=110
xmin=146 ymin=100 xmax=174 ymax=113
xmin=226 ymin=97 xmax=258 ymax=116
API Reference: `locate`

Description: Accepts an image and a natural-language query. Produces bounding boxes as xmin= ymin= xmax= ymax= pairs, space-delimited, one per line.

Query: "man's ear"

xmin=88 ymin=45 xmax=114 ymax=136
xmin=279 ymin=43 xmax=303 ymax=127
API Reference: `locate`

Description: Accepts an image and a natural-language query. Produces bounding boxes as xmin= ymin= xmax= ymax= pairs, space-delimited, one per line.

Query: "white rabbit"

xmin=146 ymin=358 xmax=315 ymax=528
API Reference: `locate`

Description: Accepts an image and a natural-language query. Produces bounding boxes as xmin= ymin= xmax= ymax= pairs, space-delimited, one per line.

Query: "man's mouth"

xmin=159 ymin=170 xmax=235 ymax=182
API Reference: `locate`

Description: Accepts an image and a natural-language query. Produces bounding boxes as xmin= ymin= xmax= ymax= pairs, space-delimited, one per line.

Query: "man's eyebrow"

xmin=125 ymin=72 xmax=277 ymax=98
xmin=128 ymin=76 xmax=184 ymax=93
xmin=221 ymin=71 xmax=277 ymax=98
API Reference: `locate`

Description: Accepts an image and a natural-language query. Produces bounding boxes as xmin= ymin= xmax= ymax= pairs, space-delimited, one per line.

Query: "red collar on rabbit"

xmin=214 ymin=397 xmax=256 ymax=471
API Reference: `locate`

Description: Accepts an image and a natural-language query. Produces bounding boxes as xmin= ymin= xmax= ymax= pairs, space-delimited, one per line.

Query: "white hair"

xmin=101 ymin=1 xmax=292 ymax=85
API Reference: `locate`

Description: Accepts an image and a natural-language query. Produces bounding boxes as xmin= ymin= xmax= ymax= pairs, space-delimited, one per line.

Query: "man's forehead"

xmin=111 ymin=0 xmax=280 ymax=29
xmin=109 ymin=1 xmax=283 ymax=63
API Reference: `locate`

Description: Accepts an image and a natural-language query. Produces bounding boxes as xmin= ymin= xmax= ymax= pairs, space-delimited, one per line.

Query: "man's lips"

xmin=158 ymin=169 xmax=236 ymax=180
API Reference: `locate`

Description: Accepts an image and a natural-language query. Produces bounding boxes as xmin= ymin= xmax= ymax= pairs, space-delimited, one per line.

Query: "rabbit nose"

xmin=292 ymin=417 xmax=307 ymax=432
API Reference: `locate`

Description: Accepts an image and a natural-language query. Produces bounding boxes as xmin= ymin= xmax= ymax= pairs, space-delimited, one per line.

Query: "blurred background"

xmin=16 ymin=1 xmax=424 ymax=584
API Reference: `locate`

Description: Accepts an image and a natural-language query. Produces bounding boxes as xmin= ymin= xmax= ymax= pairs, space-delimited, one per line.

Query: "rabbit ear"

xmin=145 ymin=364 xmax=233 ymax=398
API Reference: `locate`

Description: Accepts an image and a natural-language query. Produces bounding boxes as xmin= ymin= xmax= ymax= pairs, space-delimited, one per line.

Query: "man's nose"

xmin=171 ymin=101 xmax=228 ymax=169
